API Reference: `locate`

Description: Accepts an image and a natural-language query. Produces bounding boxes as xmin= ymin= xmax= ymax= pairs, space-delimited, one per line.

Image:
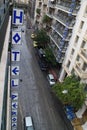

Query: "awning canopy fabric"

xmin=75 ymin=104 xmax=87 ymax=118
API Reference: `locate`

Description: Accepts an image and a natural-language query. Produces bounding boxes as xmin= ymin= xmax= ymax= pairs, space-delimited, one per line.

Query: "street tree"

xmin=42 ymin=15 xmax=52 ymax=31
xmin=52 ymin=75 xmax=86 ymax=110
xmin=44 ymin=47 xmax=57 ymax=67
xmin=34 ymin=29 xmax=50 ymax=48
xmin=42 ymin=15 xmax=52 ymax=24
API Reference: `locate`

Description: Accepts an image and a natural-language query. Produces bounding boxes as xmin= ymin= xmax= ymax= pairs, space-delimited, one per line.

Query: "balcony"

xmin=83 ymin=13 xmax=87 ymax=18
xmin=63 ymin=64 xmax=71 ymax=75
xmin=48 ymin=1 xmax=56 ymax=8
xmin=42 ymin=0 xmax=47 ymax=5
xmin=36 ymin=14 xmax=41 ymax=22
xmin=74 ymin=62 xmax=87 ymax=79
xmin=55 ymin=1 xmax=80 ymax=15
xmin=54 ymin=14 xmax=75 ymax=28
xmin=46 ymin=12 xmax=53 ymax=18
xmin=50 ymin=33 xmax=60 ymax=48
xmin=79 ymin=49 xmax=87 ymax=63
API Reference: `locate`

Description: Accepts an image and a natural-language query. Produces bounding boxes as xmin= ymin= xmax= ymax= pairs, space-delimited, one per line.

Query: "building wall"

xmin=0 ymin=1 xmax=10 ymax=59
xmin=34 ymin=0 xmax=48 ymax=29
xmin=46 ymin=0 xmax=81 ymax=63
xmin=59 ymin=0 xmax=87 ymax=83
xmin=0 ymin=1 xmax=11 ymax=130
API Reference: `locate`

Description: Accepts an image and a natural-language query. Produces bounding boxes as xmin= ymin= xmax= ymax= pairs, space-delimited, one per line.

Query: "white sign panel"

xmin=12 ymin=109 xmax=18 ymax=117
xmin=12 ymin=8 xmax=24 ymax=25
xmin=11 ymin=50 xmax=20 ymax=61
xmin=12 ymin=101 xmax=18 ymax=109
xmin=12 ymin=122 xmax=17 ymax=128
xmin=12 ymin=117 xmax=17 ymax=123
xmin=11 ymin=79 xmax=19 ymax=88
xmin=12 ymin=31 xmax=21 ymax=44
xmin=11 ymin=66 xmax=20 ymax=76
xmin=11 ymin=93 xmax=18 ymax=101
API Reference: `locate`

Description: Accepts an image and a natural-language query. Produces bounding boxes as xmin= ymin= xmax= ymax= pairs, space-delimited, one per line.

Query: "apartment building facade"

xmin=46 ymin=0 xmax=80 ymax=64
xmin=0 ymin=0 xmax=11 ymax=130
xmin=34 ymin=0 xmax=80 ymax=61
xmin=34 ymin=0 xmax=87 ymax=83
xmin=34 ymin=0 xmax=48 ymax=29
xmin=59 ymin=0 xmax=87 ymax=84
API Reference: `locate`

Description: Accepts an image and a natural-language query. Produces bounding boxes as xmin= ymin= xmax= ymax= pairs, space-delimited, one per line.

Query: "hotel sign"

xmin=11 ymin=8 xmax=24 ymax=130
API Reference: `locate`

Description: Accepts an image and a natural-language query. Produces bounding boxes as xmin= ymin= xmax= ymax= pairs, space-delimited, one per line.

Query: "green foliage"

xmin=34 ymin=29 xmax=50 ymax=48
xmin=36 ymin=8 xmax=41 ymax=14
xmin=42 ymin=15 xmax=52 ymax=23
xmin=44 ymin=47 xmax=57 ymax=67
xmin=52 ymin=75 xmax=86 ymax=110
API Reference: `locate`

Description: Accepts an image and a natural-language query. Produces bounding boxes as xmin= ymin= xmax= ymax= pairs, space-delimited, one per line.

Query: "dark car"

xmin=38 ymin=60 xmax=48 ymax=71
xmin=38 ymin=48 xmax=46 ymax=58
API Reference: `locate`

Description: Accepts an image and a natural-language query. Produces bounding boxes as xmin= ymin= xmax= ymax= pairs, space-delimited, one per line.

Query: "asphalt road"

xmin=17 ymin=18 xmax=74 ymax=130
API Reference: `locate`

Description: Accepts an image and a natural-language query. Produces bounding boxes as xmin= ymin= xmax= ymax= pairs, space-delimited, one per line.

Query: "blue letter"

xmin=13 ymin=10 xmax=23 ymax=24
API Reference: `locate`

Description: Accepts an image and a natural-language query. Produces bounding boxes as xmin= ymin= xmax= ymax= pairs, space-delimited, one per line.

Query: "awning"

xmin=75 ymin=104 xmax=86 ymax=118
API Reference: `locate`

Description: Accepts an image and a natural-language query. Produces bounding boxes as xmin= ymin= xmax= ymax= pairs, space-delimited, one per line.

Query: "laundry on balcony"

xmin=64 ymin=105 xmax=76 ymax=121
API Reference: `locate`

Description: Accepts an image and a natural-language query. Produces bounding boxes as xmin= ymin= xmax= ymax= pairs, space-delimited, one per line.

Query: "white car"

xmin=47 ymin=74 xmax=55 ymax=86
xmin=24 ymin=116 xmax=34 ymax=130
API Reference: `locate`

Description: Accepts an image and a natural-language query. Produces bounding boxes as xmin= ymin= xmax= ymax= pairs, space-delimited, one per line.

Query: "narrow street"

xmin=17 ymin=16 xmax=74 ymax=130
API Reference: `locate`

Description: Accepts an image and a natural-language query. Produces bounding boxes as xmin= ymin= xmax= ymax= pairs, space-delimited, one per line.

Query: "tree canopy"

xmin=42 ymin=15 xmax=52 ymax=24
xmin=52 ymin=75 xmax=86 ymax=110
xmin=34 ymin=29 xmax=50 ymax=48
xmin=44 ymin=47 xmax=57 ymax=67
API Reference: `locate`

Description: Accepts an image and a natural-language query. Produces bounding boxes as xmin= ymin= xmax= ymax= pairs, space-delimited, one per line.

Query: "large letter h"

xmin=13 ymin=10 xmax=23 ymax=24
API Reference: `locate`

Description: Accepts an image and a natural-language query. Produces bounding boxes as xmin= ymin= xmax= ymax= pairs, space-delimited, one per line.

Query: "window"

xmin=66 ymin=60 xmax=70 ymax=68
xmin=76 ymin=55 xmax=80 ymax=61
xmin=71 ymin=48 xmax=74 ymax=55
xmin=81 ymin=40 xmax=86 ymax=48
xmin=82 ymin=63 xmax=87 ymax=71
xmin=84 ymin=5 xmax=87 ymax=17
xmin=79 ymin=21 xmax=84 ymax=30
xmin=75 ymin=36 xmax=79 ymax=43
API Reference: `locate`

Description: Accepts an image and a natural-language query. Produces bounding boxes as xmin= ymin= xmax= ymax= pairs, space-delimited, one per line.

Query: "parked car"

xmin=47 ymin=74 xmax=56 ymax=86
xmin=38 ymin=48 xmax=46 ymax=58
xmin=24 ymin=116 xmax=34 ymax=130
xmin=33 ymin=41 xmax=38 ymax=48
xmin=31 ymin=33 xmax=37 ymax=39
xmin=38 ymin=60 xmax=48 ymax=71
xmin=48 ymin=69 xmax=58 ymax=81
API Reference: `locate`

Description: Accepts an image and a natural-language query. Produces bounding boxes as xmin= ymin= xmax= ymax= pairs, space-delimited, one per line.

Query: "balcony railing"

xmin=47 ymin=12 xmax=53 ymax=18
xmin=49 ymin=34 xmax=59 ymax=48
xmin=63 ymin=64 xmax=71 ymax=75
xmin=54 ymin=14 xmax=75 ymax=28
xmin=48 ymin=1 xmax=55 ymax=8
xmin=55 ymin=3 xmax=79 ymax=15
xmin=74 ymin=62 xmax=87 ymax=79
